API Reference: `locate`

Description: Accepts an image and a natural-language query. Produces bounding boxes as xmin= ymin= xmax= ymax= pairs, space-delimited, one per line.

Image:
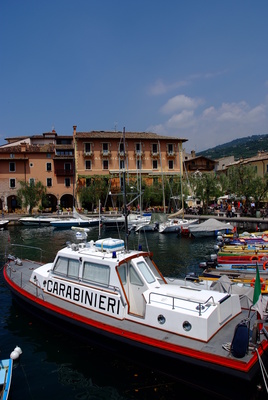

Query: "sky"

xmin=0 ymin=0 xmax=267 ymax=153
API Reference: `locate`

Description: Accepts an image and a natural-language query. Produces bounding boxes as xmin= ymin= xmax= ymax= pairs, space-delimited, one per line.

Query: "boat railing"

xmin=148 ymin=292 xmax=216 ymax=316
xmin=7 ymin=244 xmax=44 ymax=263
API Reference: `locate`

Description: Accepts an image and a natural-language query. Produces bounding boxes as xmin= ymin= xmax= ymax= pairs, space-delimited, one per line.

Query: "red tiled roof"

xmin=75 ymin=131 xmax=187 ymax=142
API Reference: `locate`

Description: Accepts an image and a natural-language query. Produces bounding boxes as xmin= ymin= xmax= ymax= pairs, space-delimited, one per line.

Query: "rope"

xmin=256 ymin=348 xmax=268 ymax=394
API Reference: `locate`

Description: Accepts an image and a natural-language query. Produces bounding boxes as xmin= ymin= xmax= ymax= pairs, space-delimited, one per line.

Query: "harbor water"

xmin=0 ymin=224 xmax=226 ymax=400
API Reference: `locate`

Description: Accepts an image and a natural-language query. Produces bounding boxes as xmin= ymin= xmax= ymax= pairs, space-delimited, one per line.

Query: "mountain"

xmin=196 ymin=134 xmax=268 ymax=160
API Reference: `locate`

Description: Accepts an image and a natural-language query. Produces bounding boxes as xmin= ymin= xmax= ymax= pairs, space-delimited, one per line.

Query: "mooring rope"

xmin=256 ymin=348 xmax=268 ymax=394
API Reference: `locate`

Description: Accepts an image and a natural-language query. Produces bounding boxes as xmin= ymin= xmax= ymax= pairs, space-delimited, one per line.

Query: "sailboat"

xmin=159 ymin=146 xmax=198 ymax=233
xmin=3 ymin=129 xmax=268 ymax=399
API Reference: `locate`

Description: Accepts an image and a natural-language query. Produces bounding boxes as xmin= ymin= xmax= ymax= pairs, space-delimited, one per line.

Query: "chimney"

xmin=191 ymin=150 xmax=196 ymax=158
xmin=20 ymin=142 xmax=27 ymax=152
xmin=73 ymin=125 xmax=77 ymax=136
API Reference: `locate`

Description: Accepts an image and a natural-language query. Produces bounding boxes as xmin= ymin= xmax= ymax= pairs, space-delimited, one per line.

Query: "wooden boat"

xmin=0 ymin=346 xmax=22 ymax=400
xmin=3 ymin=236 xmax=268 ymax=399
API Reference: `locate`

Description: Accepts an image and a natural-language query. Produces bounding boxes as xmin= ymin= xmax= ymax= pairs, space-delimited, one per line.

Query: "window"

xmin=65 ymin=178 xmax=71 ymax=187
xmin=152 ymin=143 xmax=158 ymax=154
xmin=152 ymin=160 xmax=158 ymax=169
xmin=65 ymin=163 xmax=71 ymax=171
xmin=53 ymin=256 xmax=80 ymax=279
xmin=46 ymin=153 xmax=51 ymax=158
xmin=86 ymin=178 xmax=91 ymax=187
xmin=47 ymin=178 xmax=52 ymax=187
xmin=136 ymin=159 xmax=142 ymax=170
xmin=168 ymin=160 xmax=174 ymax=169
xmin=9 ymin=162 xmax=15 ymax=172
xmin=129 ymin=265 xmax=143 ymax=286
xmin=120 ymin=160 xmax=124 ymax=169
xmin=119 ymin=142 xmax=124 ymax=153
xmin=83 ymin=262 xmax=110 ymax=286
xmin=46 ymin=162 xmax=52 ymax=171
xmin=136 ymin=261 xmax=156 ymax=284
xmin=10 ymin=154 xmax=14 ymax=158
xmin=85 ymin=143 xmax=91 ymax=153
xmin=102 ymin=143 xmax=109 ymax=154
xmin=85 ymin=160 xmax=91 ymax=170
xmin=103 ymin=160 xmax=109 ymax=170
xmin=136 ymin=143 xmax=141 ymax=154
xmin=168 ymin=144 xmax=174 ymax=154
xmin=30 ymin=163 xmax=33 ymax=167
xmin=10 ymin=178 xmax=16 ymax=188
xmin=29 ymin=178 xmax=35 ymax=185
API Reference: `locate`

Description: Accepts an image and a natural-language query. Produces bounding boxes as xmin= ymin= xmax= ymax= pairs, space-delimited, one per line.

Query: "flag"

xmin=253 ymin=267 xmax=264 ymax=320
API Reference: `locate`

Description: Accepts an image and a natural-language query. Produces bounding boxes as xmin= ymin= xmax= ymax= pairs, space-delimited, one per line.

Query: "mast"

xmin=179 ymin=142 xmax=184 ymax=218
xmin=123 ymin=127 xmax=129 ymax=251
xmin=158 ymin=141 xmax=166 ymax=214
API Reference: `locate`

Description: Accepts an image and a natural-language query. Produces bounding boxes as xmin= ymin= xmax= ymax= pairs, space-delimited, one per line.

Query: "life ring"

xmin=250 ymin=277 xmax=265 ymax=291
xmin=250 ymin=255 xmax=259 ymax=262
xmin=263 ymin=261 xmax=268 ymax=270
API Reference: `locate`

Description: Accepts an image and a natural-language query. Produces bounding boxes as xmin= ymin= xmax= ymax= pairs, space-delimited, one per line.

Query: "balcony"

xmin=55 ymin=169 xmax=74 ymax=176
xmin=84 ymin=151 xmax=93 ymax=157
xmin=150 ymin=151 xmax=159 ymax=158
xmin=101 ymin=150 xmax=111 ymax=157
xmin=134 ymin=150 xmax=144 ymax=158
xmin=166 ymin=151 xmax=176 ymax=158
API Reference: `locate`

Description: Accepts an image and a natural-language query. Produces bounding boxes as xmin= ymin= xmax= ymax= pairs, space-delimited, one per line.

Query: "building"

xmin=0 ymin=131 xmax=74 ymax=212
xmin=0 ymin=127 xmax=187 ymax=212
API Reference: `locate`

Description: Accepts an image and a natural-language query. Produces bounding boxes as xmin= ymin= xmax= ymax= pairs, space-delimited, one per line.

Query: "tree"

xmin=227 ymin=165 xmax=258 ymax=206
xmin=190 ymin=172 xmax=222 ymax=213
xmin=17 ymin=180 xmax=47 ymax=214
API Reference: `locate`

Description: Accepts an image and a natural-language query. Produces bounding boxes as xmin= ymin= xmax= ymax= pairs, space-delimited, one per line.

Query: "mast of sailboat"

xmin=179 ymin=142 xmax=184 ymax=219
xmin=123 ymin=127 xmax=129 ymax=251
xmin=158 ymin=141 xmax=166 ymax=214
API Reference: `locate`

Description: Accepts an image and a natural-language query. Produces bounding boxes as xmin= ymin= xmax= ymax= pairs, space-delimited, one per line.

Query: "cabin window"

xmin=129 ymin=265 xmax=143 ymax=286
xmin=53 ymin=257 xmax=68 ymax=276
xmin=117 ymin=263 xmax=127 ymax=284
xmin=53 ymin=256 xmax=80 ymax=279
xmin=136 ymin=261 xmax=155 ymax=284
xmin=68 ymin=259 xmax=80 ymax=279
xmin=83 ymin=262 xmax=110 ymax=286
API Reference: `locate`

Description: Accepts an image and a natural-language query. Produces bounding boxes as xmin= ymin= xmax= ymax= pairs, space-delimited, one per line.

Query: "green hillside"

xmin=196 ymin=134 xmax=268 ymax=160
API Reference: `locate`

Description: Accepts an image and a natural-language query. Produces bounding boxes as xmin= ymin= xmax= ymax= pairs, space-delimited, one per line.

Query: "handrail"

xmin=8 ymin=244 xmax=44 ymax=262
xmin=148 ymin=292 xmax=216 ymax=316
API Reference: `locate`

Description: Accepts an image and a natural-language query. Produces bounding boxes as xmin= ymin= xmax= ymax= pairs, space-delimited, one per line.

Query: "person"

xmin=227 ymin=203 xmax=232 ymax=217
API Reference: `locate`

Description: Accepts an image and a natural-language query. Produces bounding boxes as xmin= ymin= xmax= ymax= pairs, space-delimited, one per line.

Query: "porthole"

xmin=183 ymin=321 xmax=192 ymax=332
xmin=157 ymin=314 xmax=166 ymax=325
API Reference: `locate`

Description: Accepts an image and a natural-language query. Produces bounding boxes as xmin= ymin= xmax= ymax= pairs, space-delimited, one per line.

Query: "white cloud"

xmin=149 ymin=95 xmax=268 ymax=152
xmin=161 ymin=95 xmax=204 ymax=114
xmin=166 ymin=110 xmax=195 ymax=129
xmin=148 ymin=79 xmax=188 ymax=95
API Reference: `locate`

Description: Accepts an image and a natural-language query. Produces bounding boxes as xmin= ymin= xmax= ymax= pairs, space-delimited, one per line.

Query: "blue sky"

xmin=0 ymin=0 xmax=267 ymax=152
